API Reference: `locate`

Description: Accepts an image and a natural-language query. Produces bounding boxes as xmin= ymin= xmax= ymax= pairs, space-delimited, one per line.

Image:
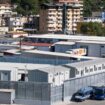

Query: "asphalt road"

xmin=68 ymin=100 xmax=105 ymax=105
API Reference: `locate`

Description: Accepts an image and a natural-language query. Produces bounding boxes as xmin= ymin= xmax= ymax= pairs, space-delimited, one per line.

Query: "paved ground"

xmin=68 ymin=100 xmax=105 ymax=105
xmin=54 ymin=100 xmax=105 ymax=105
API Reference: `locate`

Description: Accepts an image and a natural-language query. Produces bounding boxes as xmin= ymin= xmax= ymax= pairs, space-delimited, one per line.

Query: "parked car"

xmin=93 ymin=86 xmax=105 ymax=100
xmin=74 ymin=87 xmax=94 ymax=102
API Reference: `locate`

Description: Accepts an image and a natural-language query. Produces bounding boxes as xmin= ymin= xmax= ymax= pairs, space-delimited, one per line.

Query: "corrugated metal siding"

xmin=28 ymin=70 xmax=48 ymax=82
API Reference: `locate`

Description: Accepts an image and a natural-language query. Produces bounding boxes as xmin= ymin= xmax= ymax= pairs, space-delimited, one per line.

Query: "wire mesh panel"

xmin=51 ymin=85 xmax=63 ymax=103
xmin=0 ymin=81 xmax=51 ymax=101
xmin=64 ymin=72 xmax=105 ymax=99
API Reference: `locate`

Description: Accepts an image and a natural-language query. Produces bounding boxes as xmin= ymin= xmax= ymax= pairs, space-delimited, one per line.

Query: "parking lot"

xmin=68 ymin=100 xmax=105 ymax=105
xmin=54 ymin=100 xmax=105 ymax=105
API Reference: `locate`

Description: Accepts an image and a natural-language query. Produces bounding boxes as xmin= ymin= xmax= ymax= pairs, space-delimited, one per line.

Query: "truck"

xmin=74 ymin=87 xmax=94 ymax=102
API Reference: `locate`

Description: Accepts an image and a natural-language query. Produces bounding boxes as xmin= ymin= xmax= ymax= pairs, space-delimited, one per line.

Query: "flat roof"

xmin=27 ymin=34 xmax=105 ymax=42
xmin=0 ymin=62 xmax=51 ymax=71
xmin=66 ymin=58 xmax=105 ymax=68
xmin=25 ymin=50 xmax=99 ymax=60
xmin=4 ymin=49 xmax=20 ymax=54
xmin=34 ymin=65 xmax=69 ymax=73
xmin=77 ymin=40 xmax=105 ymax=44
xmin=0 ymin=62 xmax=69 ymax=73
xmin=21 ymin=42 xmax=52 ymax=47
xmin=54 ymin=41 xmax=75 ymax=45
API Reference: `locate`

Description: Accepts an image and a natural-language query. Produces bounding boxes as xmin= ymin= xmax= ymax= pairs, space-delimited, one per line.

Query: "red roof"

xmin=19 ymin=42 xmax=52 ymax=47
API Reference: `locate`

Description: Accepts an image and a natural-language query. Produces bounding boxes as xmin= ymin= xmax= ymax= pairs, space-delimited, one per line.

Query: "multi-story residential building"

xmin=39 ymin=3 xmax=81 ymax=34
xmin=0 ymin=3 xmax=12 ymax=34
xmin=0 ymin=4 xmax=12 ymax=15
xmin=0 ymin=0 xmax=11 ymax=4
xmin=54 ymin=0 xmax=79 ymax=4
xmin=53 ymin=0 xmax=83 ymax=18
xmin=9 ymin=16 xmax=27 ymax=31
xmin=53 ymin=0 xmax=83 ymax=6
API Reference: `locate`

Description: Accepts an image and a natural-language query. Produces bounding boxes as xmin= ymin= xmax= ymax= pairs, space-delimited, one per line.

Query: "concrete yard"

xmin=54 ymin=100 xmax=105 ymax=105
xmin=69 ymin=100 xmax=105 ymax=105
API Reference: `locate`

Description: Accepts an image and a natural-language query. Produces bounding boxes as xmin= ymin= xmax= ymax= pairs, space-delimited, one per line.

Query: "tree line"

xmin=83 ymin=0 xmax=105 ymax=17
xmin=11 ymin=0 xmax=51 ymax=15
xmin=77 ymin=22 xmax=105 ymax=36
xmin=11 ymin=0 xmax=105 ymax=16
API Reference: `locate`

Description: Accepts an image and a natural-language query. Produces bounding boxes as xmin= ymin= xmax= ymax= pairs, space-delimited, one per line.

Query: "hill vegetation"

xmin=11 ymin=0 xmax=105 ymax=16
xmin=11 ymin=0 xmax=51 ymax=15
xmin=83 ymin=0 xmax=105 ymax=17
xmin=77 ymin=22 xmax=105 ymax=36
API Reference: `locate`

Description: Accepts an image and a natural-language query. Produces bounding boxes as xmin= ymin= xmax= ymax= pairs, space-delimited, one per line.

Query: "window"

xmin=94 ymin=65 xmax=97 ymax=71
xmin=85 ymin=67 xmax=89 ymax=73
xmin=90 ymin=68 xmax=93 ymax=72
xmin=102 ymin=64 xmax=105 ymax=69
xmin=81 ymin=70 xmax=84 ymax=76
xmin=98 ymin=66 xmax=102 ymax=70
xmin=85 ymin=69 xmax=88 ymax=73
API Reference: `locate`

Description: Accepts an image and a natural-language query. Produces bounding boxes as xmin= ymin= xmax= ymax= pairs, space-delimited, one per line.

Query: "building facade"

xmin=39 ymin=3 xmax=81 ymax=34
xmin=53 ymin=0 xmax=83 ymax=17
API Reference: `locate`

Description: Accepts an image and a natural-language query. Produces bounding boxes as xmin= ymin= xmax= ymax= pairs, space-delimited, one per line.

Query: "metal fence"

xmin=51 ymin=72 xmax=105 ymax=103
xmin=0 ymin=81 xmax=51 ymax=101
xmin=0 ymin=72 xmax=105 ymax=104
xmin=64 ymin=72 xmax=105 ymax=99
xmin=51 ymin=85 xmax=63 ymax=103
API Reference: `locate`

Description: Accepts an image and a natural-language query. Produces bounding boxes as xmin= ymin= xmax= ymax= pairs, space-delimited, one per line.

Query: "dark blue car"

xmin=94 ymin=86 xmax=105 ymax=100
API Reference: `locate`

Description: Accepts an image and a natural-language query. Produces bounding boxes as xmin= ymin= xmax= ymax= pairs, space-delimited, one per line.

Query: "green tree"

xmin=11 ymin=0 xmax=51 ymax=15
xmin=77 ymin=22 xmax=105 ymax=36
xmin=83 ymin=0 xmax=105 ymax=17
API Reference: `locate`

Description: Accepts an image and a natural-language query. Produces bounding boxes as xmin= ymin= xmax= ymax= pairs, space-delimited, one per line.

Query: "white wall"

xmin=75 ymin=63 xmax=105 ymax=78
xmin=48 ymin=71 xmax=69 ymax=86
xmin=0 ymin=65 xmax=20 ymax=81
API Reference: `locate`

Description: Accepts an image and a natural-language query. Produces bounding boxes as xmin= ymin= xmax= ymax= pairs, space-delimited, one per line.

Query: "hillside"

xmin=11 ymin=0 xmax=105 ymax=16
xmin=11 ymin=0 xmax=51 ymax=15
xmin=83 ymin=0 xmax=105 ymax=17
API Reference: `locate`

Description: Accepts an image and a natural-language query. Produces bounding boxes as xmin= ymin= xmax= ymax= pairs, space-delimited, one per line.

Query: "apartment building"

xmin=53 ymin=0 xmax=83 ymax=17
xmin=0 ymin=4 xmax=12 ymax=15
xmin=0 ymin=3 xmax=12 ymax=34
xmin=9 ymin=16 xmax=27 ymax=31
xmin=54 ymin=0 xmax=79 ymax=3
xmin=53 ymin=0 xmax=83 ymax=6
xmin=39 ymin=3 xmax=81 ymax=34
xmin=0 ymin=0 xmax=11 ymax=4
